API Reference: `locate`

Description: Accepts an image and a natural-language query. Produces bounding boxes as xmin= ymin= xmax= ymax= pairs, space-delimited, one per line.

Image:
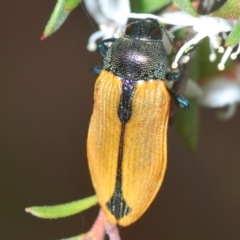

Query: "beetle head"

xmin=125 ymin=18 xmax=163 ymax=41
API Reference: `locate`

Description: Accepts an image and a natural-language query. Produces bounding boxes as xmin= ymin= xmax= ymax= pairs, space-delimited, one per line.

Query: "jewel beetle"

xmin=87 ymin=18 xmax=189 ymax=226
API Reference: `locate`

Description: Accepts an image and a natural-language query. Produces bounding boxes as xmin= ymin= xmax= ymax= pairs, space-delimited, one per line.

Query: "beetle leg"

xmin=98 ymin=38 xmax=117 ymax=56
xmin=168 ymin=89 xmax=190 ymax=109
xmin=165 ymin=71 xmax=181 ymax=81
xmin=165 ymin=62 xmax=183 ymax=81
xmin=91 ymin=66 xmax=103 ymax=75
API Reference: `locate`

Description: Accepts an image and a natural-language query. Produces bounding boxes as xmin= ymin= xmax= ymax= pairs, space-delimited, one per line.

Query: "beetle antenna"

xmin=80 ymin=2 xmax=97 ymax=32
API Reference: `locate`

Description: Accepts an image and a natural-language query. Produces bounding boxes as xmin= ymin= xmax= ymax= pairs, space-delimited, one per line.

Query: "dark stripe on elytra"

xmin=106 ymin=79 xmax=135 ymax=219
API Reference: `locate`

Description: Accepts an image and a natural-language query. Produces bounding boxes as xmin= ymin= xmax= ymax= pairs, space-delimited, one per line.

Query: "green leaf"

xmin=212 ymin=0 xmax=240 ymax=20
xmin=41 ymin=0 xmax=82 ymax=40
xmin=172 ymin=0 xmax=198 ymax=16
xmin=25 ymin=195 xmax=98 ymax=219
xmin=65 ymin=0 xmax=81 ymax=11
xmin=175 ymin=98 xmax=199 ymax=150
xmin=197 ymin=38 xmax=234 ymax=79
xmin=226 ymin=17 xmax=240 ymax=46
xmin=175 ymin=51 xmax=199 ymax=150
xmin=130 ymin=0 xmax=171 ymax=13
xmin=175 ymin=36 xmax=235 ymax=150
xmin=61 ymin=235 xmax=83 ymax=240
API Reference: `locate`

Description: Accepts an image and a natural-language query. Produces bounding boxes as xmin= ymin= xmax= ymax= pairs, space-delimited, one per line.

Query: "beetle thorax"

xmin=103 ymin=36 xmax=168 ymax=81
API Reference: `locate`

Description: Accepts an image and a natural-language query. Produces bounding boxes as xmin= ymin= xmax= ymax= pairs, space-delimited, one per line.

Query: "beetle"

xmin=87 ymin=18 xmax=189 ymax=227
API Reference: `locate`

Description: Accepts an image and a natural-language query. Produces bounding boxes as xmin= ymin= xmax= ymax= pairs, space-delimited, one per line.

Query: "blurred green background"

xmin=1 ymin=1 xmax=240 ymax=239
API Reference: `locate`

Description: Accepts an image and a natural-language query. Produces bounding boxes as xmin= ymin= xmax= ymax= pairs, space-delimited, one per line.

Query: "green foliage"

xmin=173 ymin=0 xmax=198 ymax=16
xmin=25 ymin=195 xmax=97 ymax=219
xmin=175 ymin=52 xmax=199 ymax=151
xmin=226 ymin=17 xmax=240 ymax=46
xmin=211 ymin=0 xmax=240 ymax=46
xmin=66 ymin=0 xmax=81 ymax=10
xmin=130 ymin=0 xmax=171 ymax=13
xmin=41 ymin=0 xmax=82 ymax=39
xmin=198 ymin=38 xmax=234 ymax=79
xmin=175 ymin=35 xmax=235 ymax=150
xmin=176 ymin=98 xmax=199 ymax=151
xmin=212 ymin=0 xmax=240 ymax=20
xmin=212 ymin=0 xmax=240 ymax=46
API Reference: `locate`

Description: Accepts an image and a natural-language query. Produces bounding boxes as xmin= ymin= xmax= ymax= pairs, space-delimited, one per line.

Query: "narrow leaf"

xmin=130 ymin=0 xmax=171 ymax=13
xmin=212 ymin=0 xmax=240 ymax=20
xmin=41 ymin=0 xmax=82 ymax=40
xmin=175 ymin=98 xmax=199 ymax=150
xmin=41 ymin=0 xmax=68 ymax=40
xmin=25 ymin=195 xmax=98 ymax=219
xmin=173 ymin=0 xmax=198 ymax=16
xmin=65 ymin=0 xmax=81 ymax=11
xmin=175 ymin=51 xmax=199 ymax=150
xmin=198 ymin=38 xmax=235 ymax=79
xmin=225 ymin=17 xmax=240 ymax=46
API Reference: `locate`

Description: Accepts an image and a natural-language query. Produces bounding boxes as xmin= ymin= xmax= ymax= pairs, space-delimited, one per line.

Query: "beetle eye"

xmin=125 ymin=19 xmax=163 ymax=40
xmin=125 ymin=22 xmax=136 ymax=36
xmin=148 ymin=25 xmax=163 ymax=40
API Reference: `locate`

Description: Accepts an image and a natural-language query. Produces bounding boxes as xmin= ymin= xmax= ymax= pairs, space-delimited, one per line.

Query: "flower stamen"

xmin=87 ymin=30 xmax=106 ymax=51
xmin=218 ymin=46 xmax=234 ymax=70
xmin=231 ymin=44 xmax=240 ymax=60
xmin=172 ymin=32 xmax=206 ymax=69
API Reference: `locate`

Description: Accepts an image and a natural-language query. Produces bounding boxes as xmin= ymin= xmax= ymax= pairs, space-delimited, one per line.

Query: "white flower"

xmin=199 ymin=78 xmax=240 ymax=108
xmin=84 ymin=0 xmax=130 ymax=51
xmin=199 ymin=74 xmax=240 ymax=120
xmin=84 ymin=1 xmax=175 ymax=53
xmin=184 ymin=65 xmax=240 ymax=120
xmin=129 ymin=11 xmax=237 ymax=71
xmin=86 ymin=5 xmax=239 ymax=68
xmin=84 ymin=4 xmax=240 ymax=119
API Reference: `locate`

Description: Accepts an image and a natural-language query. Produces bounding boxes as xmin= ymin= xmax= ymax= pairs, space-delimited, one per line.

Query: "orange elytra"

xmin=87 ymin=19 xmax=189 ymax=226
